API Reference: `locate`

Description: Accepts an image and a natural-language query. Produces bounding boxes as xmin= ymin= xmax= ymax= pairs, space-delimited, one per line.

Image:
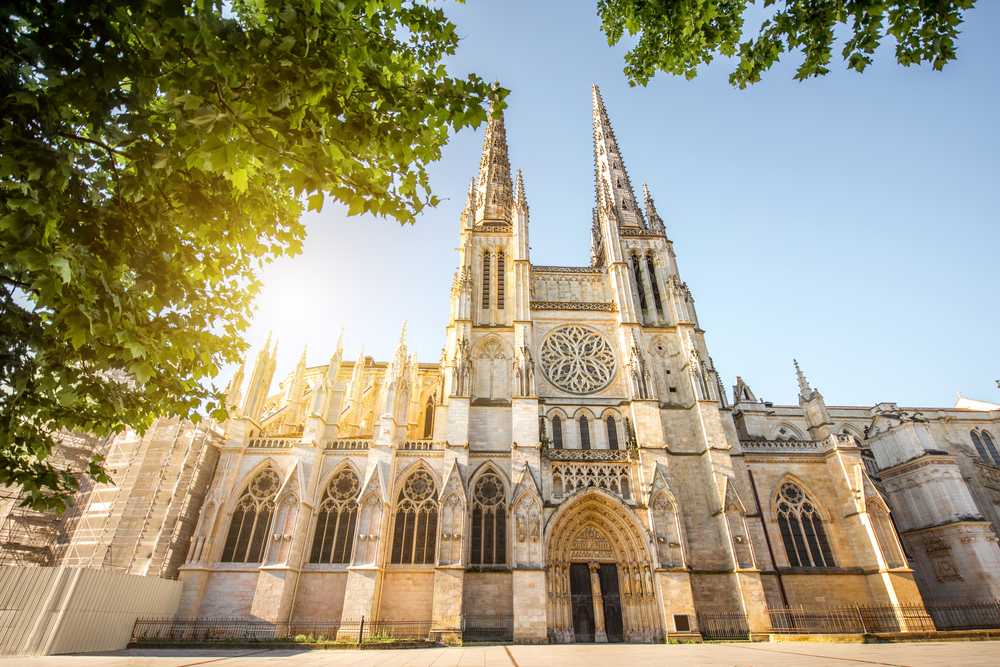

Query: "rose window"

xmin=540 ymin=325 xmax=616 ymax=394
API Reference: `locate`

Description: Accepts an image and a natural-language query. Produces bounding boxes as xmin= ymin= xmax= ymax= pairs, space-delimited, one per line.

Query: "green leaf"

xmin=50 ymin=257 xmax=72 ymax=284
xmin=231 ymin=168 xmax=249 ymax=194
xmin=307 ymin=191 xmax=324 ymax=212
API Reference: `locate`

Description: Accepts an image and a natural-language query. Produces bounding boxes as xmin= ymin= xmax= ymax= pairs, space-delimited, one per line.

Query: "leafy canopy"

xmin=0 ymin=0 xmax=498 ymax=510
xmin=598 ymin=1 xmax=977 ymax=87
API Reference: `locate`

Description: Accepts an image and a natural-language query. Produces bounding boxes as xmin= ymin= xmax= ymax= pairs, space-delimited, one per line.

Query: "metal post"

xmin=855 ymin=604 xmax=867 ymax=633
xmin=358 ymin=616 xmax=364 ymax=646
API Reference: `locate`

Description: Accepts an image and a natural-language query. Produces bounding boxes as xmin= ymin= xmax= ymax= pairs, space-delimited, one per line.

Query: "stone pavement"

xmin=4 ymin=641 xmax=1000 ymax=667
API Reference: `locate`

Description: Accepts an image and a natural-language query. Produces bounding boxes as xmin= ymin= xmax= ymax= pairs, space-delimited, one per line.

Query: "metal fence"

xmin=133 ymin=600 xmax=1000 ymax=646
xmin=927 ymin=600 xmax=1000 ymax=631
xmin=767 ymin=602 xmax=1000 ymax=634
xmin=131 ymin=617 xmax=434 ymax=645
xmin=696 ymin=609 xmax=750 ymax=641
xmin=461 ymin=615 xmax=513 ymax=642
xmin=699 ymin=600 xmax=1000 ymax=640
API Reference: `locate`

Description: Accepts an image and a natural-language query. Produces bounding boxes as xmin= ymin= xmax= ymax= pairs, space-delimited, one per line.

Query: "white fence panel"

xmin=0 ymin=567 xmax=181 ymax=655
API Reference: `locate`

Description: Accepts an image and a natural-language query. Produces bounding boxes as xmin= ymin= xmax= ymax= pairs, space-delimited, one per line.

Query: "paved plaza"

xmin=3 ymin=642 xmax=1000 ymax=667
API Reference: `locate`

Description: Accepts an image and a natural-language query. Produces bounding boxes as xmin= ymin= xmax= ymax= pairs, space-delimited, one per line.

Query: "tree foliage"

xmin=598 ymin=1 xmax=977 ymax=87
xmin=0 ymin=0 xmax=497 ymax=510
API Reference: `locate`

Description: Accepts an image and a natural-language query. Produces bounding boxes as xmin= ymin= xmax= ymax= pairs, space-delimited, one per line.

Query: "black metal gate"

xmin=697 ymin=609 xmax=750 ymax=641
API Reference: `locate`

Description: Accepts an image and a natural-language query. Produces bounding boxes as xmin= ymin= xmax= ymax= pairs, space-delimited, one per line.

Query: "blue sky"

xmin=243 ymin=1 xmax=999 ymax=408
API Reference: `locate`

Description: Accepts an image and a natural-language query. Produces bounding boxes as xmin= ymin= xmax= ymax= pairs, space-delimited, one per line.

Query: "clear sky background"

xmin=240 ymin=1 xmax=999 ymax=408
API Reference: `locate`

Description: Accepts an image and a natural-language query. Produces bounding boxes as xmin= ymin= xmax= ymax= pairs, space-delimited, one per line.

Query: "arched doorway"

xmin=545 ymin=490 xmax=662 ymax=643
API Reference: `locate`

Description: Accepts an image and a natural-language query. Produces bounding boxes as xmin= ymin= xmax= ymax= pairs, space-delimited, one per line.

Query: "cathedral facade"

xmin=163 ymin=87 xmax=997 ymax=643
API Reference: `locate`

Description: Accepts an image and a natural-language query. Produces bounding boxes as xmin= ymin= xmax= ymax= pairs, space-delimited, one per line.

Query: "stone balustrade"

xmin=400 ymin=440 xmax=445 ymax=451
xmin=324 ymin=439 xmax=371 ymax=451
xmin=545 ymin=447 xmax=632 ymax=462
xmin=739 ymin=438 xmax=824 ymax=453
xmin=247 ymin=437 xmax=299 ymax=449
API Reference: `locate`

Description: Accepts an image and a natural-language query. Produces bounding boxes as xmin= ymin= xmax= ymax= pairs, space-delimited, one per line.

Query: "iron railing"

xmin=131 ymin=617 xmax=435 ymax=644
xmin=133 ymin=600 xmax=1000 ymax=645
xmin=461 ymin=615 xmax=514 ymax=642
xmin=697 ymin=609 xmax=750 ymax=641
xmin=927 ymin=600 xmax=1000 ymax=630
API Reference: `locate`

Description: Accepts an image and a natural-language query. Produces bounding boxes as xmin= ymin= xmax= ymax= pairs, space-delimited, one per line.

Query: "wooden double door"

xmin=568 ymin=562 xmax=624 ymax=642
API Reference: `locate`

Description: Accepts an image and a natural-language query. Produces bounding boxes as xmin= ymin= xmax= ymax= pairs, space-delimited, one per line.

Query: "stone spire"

xmin=643 ymin=183 xmax=667 ymax=235
xmin=460 ymin=178 xmax=476 ymax=230
xmin=475 ymin=102 xmax=513 ymax=225
xmin=793 ymin=358 xmax=813 ymax=400
xmin=514 ymin=168 xmax=528 ymax=213
xmin=310 ymin=330 xmax=344 ymax=418
xmin=794 ymin=359 xmax=832 ymax=439
xmin=592 ymin=84 xmax=645 ymax=229
xmin=224 ymin=361 xmax=245 ymax=416
xmin=513 ymin=169 xmax=530 ymax=263
xmin=241 ymin=333 xmax=277 ymax=421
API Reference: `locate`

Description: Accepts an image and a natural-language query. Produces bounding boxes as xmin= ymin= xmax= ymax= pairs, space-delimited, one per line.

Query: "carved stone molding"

xmin=530 ymin=300 xmax=616 ymax=312
xmin=532 ymin=265 xmax=604 ymax=274
xmin=545 ymin=447 xmax=632 ymax=462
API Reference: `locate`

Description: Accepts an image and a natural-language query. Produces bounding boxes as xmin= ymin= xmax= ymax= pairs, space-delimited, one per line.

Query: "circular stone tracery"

xmin=540 ymin=325 xmax=616 ymax=394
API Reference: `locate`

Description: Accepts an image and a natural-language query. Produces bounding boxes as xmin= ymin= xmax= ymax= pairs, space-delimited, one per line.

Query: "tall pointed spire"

xmin=592 ymin=84 xmax=644 ymax=229
xmin=643 ymin=183 xmax=667 ymax=235
xmin=514 ymin=169 xmax=528 ymax=213
xmin=475 ymin=100 xmax=513 ymax=225
xmin=794 ymin=359 xmax=813 ymax=399
xmin=224 ymin=361 xmax=245 ymax=415
xmin=241 ymin=335 xmax=277 ymax=421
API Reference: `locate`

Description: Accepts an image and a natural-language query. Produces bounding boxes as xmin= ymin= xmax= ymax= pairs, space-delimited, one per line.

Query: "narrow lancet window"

xmin=481 ymin=251 xmax=491 ymax=309
xmin=631 ymin=254 xmax=647 ymax=311
xmin=647 ymin=255 xmax=664 ymax=316
xmin=579 ymin=416 xmax=591 ymax=450
xmin=607 ymin=416 xmax=619 ymax=450
xmin=422 ymin=397 xmax=434 ymax=439
xmin=552 ymin=416 xmax=563 ymax=448
xmin=496 ymin=249 xmax=505 ymax=309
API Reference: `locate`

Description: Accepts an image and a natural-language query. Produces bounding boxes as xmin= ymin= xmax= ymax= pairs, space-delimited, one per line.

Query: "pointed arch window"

xmin=775 ymin=482 xmax=835 ymax=568
xmin=646 ymin=255 xmax=664 ymax=316
xmin=631 ymin=254 xmax=647 ymax=311
xmin=973 ymin=430 xmax=1000 ymax=466
xmin=606 ymin=416 xmax=619 ymax=450
xmin=552 ymin=415 xmax=563 ymax=448
xmin=310 ymin=469 xmax=359 ymax=564
xmin=221 ymin=468 xmax=280 ymax=563
xmin=481 ymin=251 xmax=491 ymax=309
xmin=579 ymin=415 xmax=591 ymax=450
xmin=422 ymin=397 xmax=435 ymax=439
xmin=390 ymin=470 xmax=438 ymax=565
xmin=496 ymin=249 xmax=505 ymax=309
xmin=470 ymin=472 xmax=507 ymax=566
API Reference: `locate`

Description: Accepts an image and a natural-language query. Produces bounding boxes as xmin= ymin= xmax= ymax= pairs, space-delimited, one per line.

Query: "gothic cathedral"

xmin=165 ymin=86 xmax=1000 ymax=643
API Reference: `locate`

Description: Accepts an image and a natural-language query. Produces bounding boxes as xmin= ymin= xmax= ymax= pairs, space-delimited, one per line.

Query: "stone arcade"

xmin=23 ymin=86 xmax=999 ymax=643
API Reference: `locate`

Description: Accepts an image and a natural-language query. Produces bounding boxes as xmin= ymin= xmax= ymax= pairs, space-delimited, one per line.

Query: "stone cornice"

xmin=879 ymin=453 xmax=957 ymax=480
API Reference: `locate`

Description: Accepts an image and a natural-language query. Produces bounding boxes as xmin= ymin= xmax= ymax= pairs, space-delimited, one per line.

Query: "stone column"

xmin=589 ymin=562 xmax=608 ymax=643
